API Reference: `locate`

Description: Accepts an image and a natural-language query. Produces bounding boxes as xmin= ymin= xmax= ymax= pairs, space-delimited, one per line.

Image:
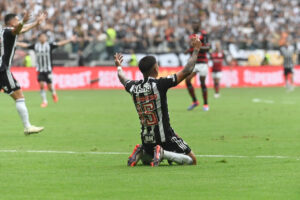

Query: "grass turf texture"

xmin=0 ymin=88 xmax=300 ymax=200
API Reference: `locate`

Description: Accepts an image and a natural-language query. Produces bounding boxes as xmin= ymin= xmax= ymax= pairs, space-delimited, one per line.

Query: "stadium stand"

xmin=0 ymin=0 xmax=299 ymax=66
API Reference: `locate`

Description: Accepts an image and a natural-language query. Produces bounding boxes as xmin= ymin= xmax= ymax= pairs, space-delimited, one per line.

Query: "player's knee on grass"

xmin=188 ymin=152 xmax=197 ymax=165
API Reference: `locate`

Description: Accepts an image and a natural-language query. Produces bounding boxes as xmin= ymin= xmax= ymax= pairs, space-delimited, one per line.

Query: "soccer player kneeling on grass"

xmin=115 ymin=36 xmax=202 ymax=167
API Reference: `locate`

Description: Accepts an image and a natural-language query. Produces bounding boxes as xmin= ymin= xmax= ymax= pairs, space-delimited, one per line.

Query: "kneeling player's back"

xmin=123 ymin=75 xmax=178 ymax=143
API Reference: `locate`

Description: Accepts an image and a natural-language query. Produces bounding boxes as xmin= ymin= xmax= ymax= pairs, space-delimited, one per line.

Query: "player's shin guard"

xmin=214 ymin=82 xmax=220 ymax=94
xmin=186 ymin=82 xmax=197 ymax=102
xmin=163 ymin=150 xmax=193 ymax=165
xmin=201 ymin=84 xmax=208 ymax=105
xmin=16 ymin=98 xmax=31 ymax=128
xmin=51 ymin=85 xmax=56 ymax=95
xmin=40 ymin=89 xmax=47 ymax=103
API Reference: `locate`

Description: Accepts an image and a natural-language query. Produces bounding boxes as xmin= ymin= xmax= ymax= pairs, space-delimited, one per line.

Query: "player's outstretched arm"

xmin=115 ymin=53 xmax=130 ymax=86
xmin=21 ymin=12 xmax=47 ymax=33
xmin=16 ymin=42 xmax=30 ymax=48
xmin=12 ymin=11 xmax=30 ymax=35
xmin=176 ymin=37 xmax=201 ymax=84
xmin=56 ymin=35 xmax=77 ymax=46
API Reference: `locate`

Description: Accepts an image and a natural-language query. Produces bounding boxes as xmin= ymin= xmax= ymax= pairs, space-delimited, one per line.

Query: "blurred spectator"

xmin=128 ymin=50 xmax=138 ymax=66
xmin=24 ymin=53 xmax=32 ymax=67
xmin=0 ymin=0 xmax=299 ymax=57
xmin=105 ymin=25 xmax=117 ymax=60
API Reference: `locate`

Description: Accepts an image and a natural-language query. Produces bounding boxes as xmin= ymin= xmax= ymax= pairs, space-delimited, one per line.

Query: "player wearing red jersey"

xmin=185 ymin=22 xmax=210 ymax=111
xmin=211 ymin=41 xmax=224 ymax=98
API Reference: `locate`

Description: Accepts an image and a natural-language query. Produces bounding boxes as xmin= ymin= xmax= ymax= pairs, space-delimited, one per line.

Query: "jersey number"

xmin=137 ymin=102 xmax=158 ymax=126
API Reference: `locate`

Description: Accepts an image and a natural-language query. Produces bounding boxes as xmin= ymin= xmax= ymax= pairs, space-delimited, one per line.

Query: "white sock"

xmin=163 ymin=150 xmax=193 ymax=165
xmin=285 ymin=80 xmax=289 ymax=88
xmin=50 ymin=85 xmax=56 ymax=95
xmin=40 ymin=89 xmax=47 ymax=103
xmin=16 ymin=98 xmax=31 ymax=128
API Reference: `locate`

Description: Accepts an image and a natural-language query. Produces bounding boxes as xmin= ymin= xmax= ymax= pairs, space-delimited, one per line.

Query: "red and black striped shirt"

xmin=211 ymin=51 xmax=224 ymax=72
xmin=188 ymin=30 xmax=210 ymax=63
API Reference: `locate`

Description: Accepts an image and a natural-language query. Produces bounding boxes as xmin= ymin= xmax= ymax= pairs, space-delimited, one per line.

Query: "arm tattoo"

xmin=182 ymin=49 xmax=199 ymax=74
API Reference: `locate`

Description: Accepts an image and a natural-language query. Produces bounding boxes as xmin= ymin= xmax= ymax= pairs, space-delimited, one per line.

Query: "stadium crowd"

xmin=0 ymin=0 xmax=299 ymax=56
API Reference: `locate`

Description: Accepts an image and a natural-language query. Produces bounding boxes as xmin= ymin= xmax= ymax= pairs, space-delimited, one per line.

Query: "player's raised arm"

xmin=11 ymin=11 xmax=30 ymax=35
xmin=176 ymin=37 xmax=202 ymax=84
xmin=16 ymin=42 xmax=31 ymax=48
xmin=115 ymin=53 xmax=131 ymax=86
xmin=56 ymin=35 xmax=77 ymax=46
xmin=21 ymin=12 xmax=47 ymax=33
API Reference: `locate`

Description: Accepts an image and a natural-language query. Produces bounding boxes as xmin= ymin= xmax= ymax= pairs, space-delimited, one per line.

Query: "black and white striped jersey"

xmin=125 ymin=74 xmax=178 ymax=144
xmin=280 ymin=46 xmax=294 ymax=69
xmin=0 ymin=28 xmax=18 ymax=71
xmin=28 ymin=42 xmax=58 ymax=72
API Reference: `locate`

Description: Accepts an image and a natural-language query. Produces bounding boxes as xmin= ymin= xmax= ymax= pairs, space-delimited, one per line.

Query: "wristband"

xmin=117 ymin=66 xmax=122 ymax=71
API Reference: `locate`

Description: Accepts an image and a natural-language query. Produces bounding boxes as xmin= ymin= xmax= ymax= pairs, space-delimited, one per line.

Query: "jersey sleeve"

xmin=50 ymin=42 xmax=59 ymax=50
xmin=4 ymin=29 xmax=15 ymax=39
xmin=124 ymin=80 xmax=135 ymax=93
xmin=27 ymin=44 xmax=35 ymax=50
xmin=158 ymin=74 xmax=178 ymax=92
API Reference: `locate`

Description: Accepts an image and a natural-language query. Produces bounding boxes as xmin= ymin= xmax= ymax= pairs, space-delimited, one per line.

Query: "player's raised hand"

xmin=191 ymin=36 xmax=202 ymax=50
xmin=114 ymin=53 xmax=123 ymax=67
xmin=23 ymin=11 xmax=30 ymax=23
xmin=37 ymin=11 xmax=47 ymax=25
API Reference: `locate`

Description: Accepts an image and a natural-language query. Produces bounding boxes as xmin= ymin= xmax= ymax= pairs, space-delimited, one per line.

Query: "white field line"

xmin=0 ymin=149 xmax=299 ymax=160
xmin=252 ymin=98 xmax=296 ymax=105
xmin=252 ymin=98 xmax=274 ymax=104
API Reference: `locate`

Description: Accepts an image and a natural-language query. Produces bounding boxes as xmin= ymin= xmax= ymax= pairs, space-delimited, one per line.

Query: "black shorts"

xmin=284 ymin=68 xmax=293 ymax=76
xmin=38 ymin=72 xmax=53 ymax=84
xmin=0 ymin=70 xmax=21 ymax=94
xmin=142 ymin=134 xmax=192 ymax=157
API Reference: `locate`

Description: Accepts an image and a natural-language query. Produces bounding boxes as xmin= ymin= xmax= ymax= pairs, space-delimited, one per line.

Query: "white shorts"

xmin=212 ymin=71 xmax=222 ymax=79
xmin=193 ymin=63 xmax=208 ymax=76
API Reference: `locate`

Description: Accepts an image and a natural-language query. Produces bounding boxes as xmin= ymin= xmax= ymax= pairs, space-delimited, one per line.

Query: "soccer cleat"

xmin=187 ymin=101 xmax=199 ymax=111
xmin=203 ymin=104 xmax=209 ymax=111
xmin=128 ymin=144 xmax=143 ymax=167
xmin=214 ymin=93 xmax=220 ymax=98
xmin=24 ymin=125 xmax=44 ymax=136
xmin=151 ymin=145 xmax=164 ymax=167
xmin=40 ymin=102 xmax=48 ymax=108
xmin=52 ymin=94 xmax=59 ymax=103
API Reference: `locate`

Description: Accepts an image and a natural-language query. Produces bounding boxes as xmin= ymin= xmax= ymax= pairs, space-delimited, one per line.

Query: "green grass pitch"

xmin=0 ymin=88 xmax=300 ymax=200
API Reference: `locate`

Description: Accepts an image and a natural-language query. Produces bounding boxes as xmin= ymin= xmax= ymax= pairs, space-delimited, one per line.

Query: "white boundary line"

xmin=252 ymin=98 xmax=274 ymax=104
xmin=0 ymin=149 xmax=298 ymax=160
xmin=252 ymin=98 xmax=296 ymax=105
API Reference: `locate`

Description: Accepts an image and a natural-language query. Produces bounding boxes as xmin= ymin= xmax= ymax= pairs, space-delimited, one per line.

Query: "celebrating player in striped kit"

xmin=17 ymin=33 xmax=76 ymax=107
xmin=0 ymin=11 xmax=46 ymax=135
xmin=115 ymin=36 xmax=202 ymax=167
xmin=280 ymin=41 xmax=295 ymax=91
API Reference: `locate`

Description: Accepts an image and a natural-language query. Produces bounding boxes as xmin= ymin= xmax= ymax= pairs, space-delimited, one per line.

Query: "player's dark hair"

xmin=38 ymin=32 xmax=47 ymax=37
xmin=4 ymin=14 xmax=17 ymax=25
xmin=138 ymin=56 xmax=156 ymax=74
